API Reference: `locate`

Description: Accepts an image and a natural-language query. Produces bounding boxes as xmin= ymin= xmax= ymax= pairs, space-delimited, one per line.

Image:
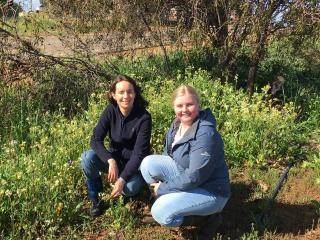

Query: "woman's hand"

xmin=111 ymin=178 xmax=125 ymax=198
xmin=107 ymin=158 xmax=119 ymax=183
xmin=150 ymin=182 xmax=161 ymax=197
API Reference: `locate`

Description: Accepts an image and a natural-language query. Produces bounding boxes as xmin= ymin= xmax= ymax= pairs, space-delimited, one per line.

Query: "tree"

xmin=0 ymin=1 xmax=110 ymax=85
xmin=2 ymin=0 xmax=319 ymax=94
xmin=0 ymin=0 xmax=22 ymax=18
xmin=180 ymin=0 xmax=319 ymax=94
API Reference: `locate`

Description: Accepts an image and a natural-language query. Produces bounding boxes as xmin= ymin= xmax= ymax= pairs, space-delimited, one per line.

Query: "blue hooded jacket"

xmin=157 ymin=108 xmax=231 ymax=198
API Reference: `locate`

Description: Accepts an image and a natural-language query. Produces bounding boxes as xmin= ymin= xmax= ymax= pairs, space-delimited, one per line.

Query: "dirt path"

xmin=28 ymin=33 xmax=190 ymax=59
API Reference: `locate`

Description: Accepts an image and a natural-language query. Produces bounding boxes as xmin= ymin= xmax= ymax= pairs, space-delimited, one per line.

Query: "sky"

xmin=14 ymin=0 xmax=41 ymax=12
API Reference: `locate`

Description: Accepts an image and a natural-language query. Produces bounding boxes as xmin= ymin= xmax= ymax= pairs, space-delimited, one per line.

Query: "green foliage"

xmin=34 ymin=66 xmax=103 ymax=116
xmin=5 ymin=13 xmax=58 ymax=36
xmin=240 ymin=224 xmax=259 ymax=240
xmin=0 ymin=84 xmax=41 ymax=146
xmin=180 ymin=69 xmax=305 ymax=167
xmin=106 ymin=197 xmax=137 ymax=230
xmin=105 ymin=47 xmax=218 ymax=83
xmin=144 ymin=77 xmax=177 ymax=153
xmin=0 ymin=67 xmax=102 ymax=147
xmin=0 ymin=94 xmax=102 ymax=238
xmin=0 ymin=46 xmax=319 ymax=238
xmin=311 ymin=200 xmax=320 ymax=216
xmin=301 ymin=95 xmax=320 ymax=171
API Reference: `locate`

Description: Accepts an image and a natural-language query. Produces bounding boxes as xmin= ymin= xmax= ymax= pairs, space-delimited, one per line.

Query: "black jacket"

xmin=90 ymin=103 xmax=152 ymax=181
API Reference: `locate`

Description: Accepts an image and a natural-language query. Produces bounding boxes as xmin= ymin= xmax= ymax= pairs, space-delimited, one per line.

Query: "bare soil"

xmin=28 ymin=33 xmax=191 ymax=59
xmin=79 ymin=167 xmax=320 ymax=240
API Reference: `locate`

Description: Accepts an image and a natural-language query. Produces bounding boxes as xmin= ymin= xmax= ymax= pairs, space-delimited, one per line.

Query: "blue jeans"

xmin=140 ymin=155 xmax=229 ymax=227
xmin=81 ymin=149 xmax=145 ymax=198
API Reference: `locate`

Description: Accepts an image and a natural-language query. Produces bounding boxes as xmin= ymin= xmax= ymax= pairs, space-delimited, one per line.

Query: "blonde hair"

xmin=171 ymin=85 xmax=200 ymax=106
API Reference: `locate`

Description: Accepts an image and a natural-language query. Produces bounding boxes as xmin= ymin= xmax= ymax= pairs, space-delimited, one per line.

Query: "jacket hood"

xmin=198 ymin=108 xmax=216 ymax=129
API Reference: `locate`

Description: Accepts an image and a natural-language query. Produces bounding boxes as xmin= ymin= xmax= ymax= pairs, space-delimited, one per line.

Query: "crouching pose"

xmin=140 ymin=85 xmax=231 ymax=239
xmin=81 ymin=75 xmax=152 ymax=217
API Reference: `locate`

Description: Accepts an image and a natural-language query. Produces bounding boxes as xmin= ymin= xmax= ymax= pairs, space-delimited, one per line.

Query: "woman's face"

xmin=173 ymin=94 xmax=199 ymax=126
xmin=112 ymin=81 xmax=136 ymax=114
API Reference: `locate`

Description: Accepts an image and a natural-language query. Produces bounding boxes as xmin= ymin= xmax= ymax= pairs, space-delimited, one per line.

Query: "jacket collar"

xmin=172 ymin=116 xmax=200 ymax=144
xmin=116 ymin=103 xmax=139 ymax=119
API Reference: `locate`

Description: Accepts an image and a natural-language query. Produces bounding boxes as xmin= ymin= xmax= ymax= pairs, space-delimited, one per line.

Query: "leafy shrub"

xmin=34 ymin=67 xmax=103 ymax=117
xmin=0 ymin=66 xmax=103 ymax=147
xmin=144 ymin=76 xmax=177 ymax=153
xmin=302 ymin=95 xmax=320 ymax=171
xmin=146 ymin=68 xmax=307 ymax=167
xmin=0 ymin=49 xmax=317 ymax=238
xmin=0 ymin=84 xmax=41 ymax=146
xmin=0 ymin=94 xmax=104 ymax=238
xmin=105 ymin=47 xmax=217 ymax=84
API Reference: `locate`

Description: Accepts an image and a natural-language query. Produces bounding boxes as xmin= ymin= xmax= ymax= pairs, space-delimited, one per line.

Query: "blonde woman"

xmin=140 ymin=85 xmax=230 ymax=239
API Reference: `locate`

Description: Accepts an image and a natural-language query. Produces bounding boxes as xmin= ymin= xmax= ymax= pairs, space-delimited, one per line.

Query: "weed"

xmin=240 ymin=224 xmax=259 ymax=240
xmin=106 ymin=196 xmax=137 ymax=230
xmin=0 ymin=46 xmax=319 ymax=238
xmin=311 ymin=200 xmax=320 ymax=216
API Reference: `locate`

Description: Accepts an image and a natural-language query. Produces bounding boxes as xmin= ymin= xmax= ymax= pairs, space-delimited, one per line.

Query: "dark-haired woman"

xmin=81 ymin=75 xmax=152 ymax=217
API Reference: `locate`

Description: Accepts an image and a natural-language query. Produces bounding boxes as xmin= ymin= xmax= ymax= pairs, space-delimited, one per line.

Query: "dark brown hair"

xmin=107 ymin=75 xmax=148 ymax=108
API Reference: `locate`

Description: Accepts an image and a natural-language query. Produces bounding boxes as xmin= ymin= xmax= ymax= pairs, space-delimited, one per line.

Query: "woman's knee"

xmin=140 ymin=155 xmax=178 ymax=184
xmin=122 ymin=174 xmax=144 ymax=197
xmin=151 ymin=197 xmax=180 ymax=227
xmin=80 ymin=149 xmax=97 ymax=177
xmin=122 ymin=184 xmax=140 ymax=197
xmin=140 ymin=155 xmax=154 ymax=172
xmin=140 ymin=155 xmax=168 ymax=173
xmin=140 ymin=155 xmax=155 ymax=182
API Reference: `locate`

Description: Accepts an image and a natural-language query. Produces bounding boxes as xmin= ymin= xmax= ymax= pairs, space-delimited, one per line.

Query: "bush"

xmin=0 ymin=84 xmax=41 ymax=146
xmin=0 ymin=94 xmax=103 ymax=238
xmin=34 ymin=67 xmax=103 ymax=117
xmin=0 ymin=66 xmax=103 ymax=147
xmin=142 ymin=67 xmax=307 ymax=167
xmin=0 ymin=49 xmax=317 ymax=238
xmin=176 ymin=69 xmax=306 ymax=167
xmin=302 ymin=94 xmax=320 ymax=170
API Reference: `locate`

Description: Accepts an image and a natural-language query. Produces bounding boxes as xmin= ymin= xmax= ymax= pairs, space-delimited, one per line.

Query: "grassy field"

xmin=0 ymin=42 xmax=319 ymax=239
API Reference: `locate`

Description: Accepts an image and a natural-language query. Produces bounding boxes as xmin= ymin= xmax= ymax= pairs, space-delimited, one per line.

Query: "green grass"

xmin=0 ymin=46 xmax=319 ymax=238
xmin=6 ymin=12 xmax=58 ymax=36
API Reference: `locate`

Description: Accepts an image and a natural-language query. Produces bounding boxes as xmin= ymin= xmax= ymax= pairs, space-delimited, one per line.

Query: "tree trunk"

xmin=246 ymin=1 xmax=283 ymax=94
xmin=247 ymin=25 xmax=268 ymax=94
xmin=247 ymin=60 xmax=258 ymax=95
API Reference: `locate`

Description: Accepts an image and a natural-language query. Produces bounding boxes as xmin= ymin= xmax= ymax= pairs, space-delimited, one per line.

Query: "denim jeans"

xmin=81 ymin=149 xmax=145 ymax=197
xmin=140 ymin=155 xmax=229 ymax=227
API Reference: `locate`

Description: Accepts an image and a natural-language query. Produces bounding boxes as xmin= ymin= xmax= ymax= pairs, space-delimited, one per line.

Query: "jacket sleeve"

xmin=119 ymin=115 xmax=152 ymax=181
xmin=90 ymin=106 xmax=114 ymax=163
xmin=157 ymin=128 xmax=218 ymax=195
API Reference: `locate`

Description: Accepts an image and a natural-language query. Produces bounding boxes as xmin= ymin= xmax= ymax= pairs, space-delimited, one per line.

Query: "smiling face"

xmin=173 ymin=93 xmax=199 ymax=126
xmin=112 ymin=80 xmax=136 ymax=116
